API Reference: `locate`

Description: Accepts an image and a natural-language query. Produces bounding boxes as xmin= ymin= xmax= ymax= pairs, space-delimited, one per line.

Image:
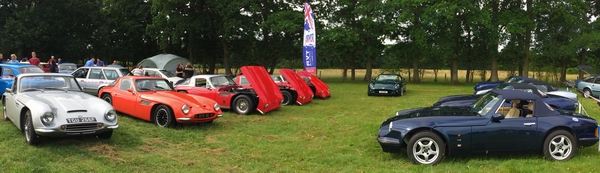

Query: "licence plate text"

xmin=379 ymin=91 xmax=388 ymax=93
xmin=66 ymin=117 xmax=97 ymax=123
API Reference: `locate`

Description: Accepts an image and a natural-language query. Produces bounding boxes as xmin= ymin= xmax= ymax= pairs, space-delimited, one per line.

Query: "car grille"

xmin=65 ymin=123 xmax=99 ymax=132
xmin=194 ymin=113 xmax=214 ymax=119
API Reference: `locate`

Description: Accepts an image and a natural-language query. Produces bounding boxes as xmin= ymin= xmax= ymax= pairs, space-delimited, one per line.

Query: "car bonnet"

xmin=240 ymin=66 xmax=283 ymax=114
xmin=298 ymin=71 xmax=331 ymax=98
xmin=280 ymin=69 xmax=313 ymax=104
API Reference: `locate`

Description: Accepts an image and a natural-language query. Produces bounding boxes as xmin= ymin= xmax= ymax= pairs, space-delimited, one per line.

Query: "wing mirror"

xmin=5 ymin=88 xmax=11 ymax=94
xmin=491 ymin=113 xmax=505 ymax=122
xmin=127 ymin=88 xmax=135 ymax=94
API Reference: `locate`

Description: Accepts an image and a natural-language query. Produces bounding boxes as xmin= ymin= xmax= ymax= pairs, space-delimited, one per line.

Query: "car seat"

xmin=505 ymin=100 xmax=522 ymax=118
xmin=526 ymin=102 xmax=534 ymax=117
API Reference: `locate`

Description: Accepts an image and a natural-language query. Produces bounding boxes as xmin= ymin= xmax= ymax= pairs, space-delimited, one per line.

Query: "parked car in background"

xmin=175 ymin=66 xmax=282 ymax=115
xmin=2 ymin=73 xmax=118 ymax=145
xmin=58 ymin=63 xmax=78 ymax=74
xmin=472 ymin=76 xmax=517 ymax=93
xmin=98 ymin=76 xmax=221 ymax=127
xmin=368 ymin=74 xmax=407 ymax=96
xmin=131 ymin=67 xmax=182 ymax=84
xmin=71 ymin=66 xmax=132 ymax=95
xmin=0 ymin=64 xmax=44 ymax=96
xmin=298 ymin=71 xmax=331 ymax=99
xmin=575 ymin=65 xmax=600 ymax=98
xmin=378 ymin=90 xmax=598 ymax=165
xmin=235 ymin=69 xmax=313 ymax=106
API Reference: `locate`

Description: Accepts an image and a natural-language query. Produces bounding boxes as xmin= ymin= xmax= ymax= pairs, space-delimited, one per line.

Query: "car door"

xmin=112 ymin=78 xmax=137 ymax=115
xmin=471 ymin=110 xmax=540 ymax=152
xmin=72 ymin=68 xmax=89 ymax=90
xmin=3 ymin=77 xmax=19 ymax=122
xmin=0 ymin=67 xmax=15 ymax=91
xmin=592 ymin=77 xmax=600 ymax=97
xmin=85 ymin=68 xmax=107 ymax=93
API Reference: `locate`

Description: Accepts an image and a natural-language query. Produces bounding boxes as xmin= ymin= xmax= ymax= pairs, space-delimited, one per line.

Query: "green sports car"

xmin=368 ymin=74 xmax=407 ymax=96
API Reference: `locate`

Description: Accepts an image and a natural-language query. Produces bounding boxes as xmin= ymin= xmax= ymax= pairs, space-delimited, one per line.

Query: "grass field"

xmin=0 ymin=70 xmax=599 ymax=172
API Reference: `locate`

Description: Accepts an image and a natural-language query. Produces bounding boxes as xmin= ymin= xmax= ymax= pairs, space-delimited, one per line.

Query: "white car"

xmin=133 ymin=68 xmax=183 ymax=84
xmin=2 ymin=73 xmax=118 ymax=145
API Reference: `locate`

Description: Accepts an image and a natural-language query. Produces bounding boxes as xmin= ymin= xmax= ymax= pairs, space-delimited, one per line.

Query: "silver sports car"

xmin=2 ymin=73 xmax=118 ymax=145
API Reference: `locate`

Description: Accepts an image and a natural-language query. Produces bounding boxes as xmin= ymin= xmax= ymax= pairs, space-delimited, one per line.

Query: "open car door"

xmin=240 ymin=66 xmax=283 ymax=114
xmin=297 ymin=71 xmax=331 ymax=99
xmin=280 ymin=69 xmax=313 ymax=105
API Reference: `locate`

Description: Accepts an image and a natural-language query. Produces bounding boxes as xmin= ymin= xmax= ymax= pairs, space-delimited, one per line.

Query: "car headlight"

xmin=394 ymin=84 xmax=400 ymax=89
xmin=214 ymin=103 xmax=220 ymax=111
xmin=182 ymin=104 xmax=190 ymax=114
xmin=41 ymin=112 xmax=54 ymax=125
xmin=105 ymin=109 xmax=117 ymax=122
xmin=369 ymin=83 xmax=374 ymax=89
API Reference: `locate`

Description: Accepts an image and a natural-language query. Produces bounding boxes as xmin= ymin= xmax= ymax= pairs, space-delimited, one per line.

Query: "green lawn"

xmin=1 ymin=78 xmax=600 ymax=172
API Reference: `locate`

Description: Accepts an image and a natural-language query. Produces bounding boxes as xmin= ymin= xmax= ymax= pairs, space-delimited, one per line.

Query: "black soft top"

xmin=520 ymin=78 xmax=558 ymax=91
xmin=491 ymin=90 xmax=559 ymax=117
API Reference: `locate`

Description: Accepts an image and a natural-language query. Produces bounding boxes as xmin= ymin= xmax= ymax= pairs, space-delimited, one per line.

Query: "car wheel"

xmin=399 ymin=89 xmax=404 ymax=96
xmin=407 ymin=131 xmax=445 ymax=165
xmin=153 ymin=105 xmax=174 ymax=127
xmin=233 ymin=95 xmax=254 ymax=115
xmin=101 ymin=94 xmax=112 ymax=105
xmin=97 ymin=130 xmax=113 ymax=139
xmin=178 ymin=90 xmax=187 ymax=93
xmin=24 ymin=110 xmax=40 ymax=145
xmin=3 ymin=102 xmax=8 ymax=121
xmin=543 ymin=130 xmax=576 ymax=161
xmin=583 ymin=88 xmax=592 ymax=98
xmin=281 ymin=90 xmax=294 ymax=106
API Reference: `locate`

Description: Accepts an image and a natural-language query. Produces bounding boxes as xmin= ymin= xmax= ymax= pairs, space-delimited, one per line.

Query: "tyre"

xmin=97 ymin=130 xmax=113 ymax=139
xmin=309 ymin=85 xmax=317 ymax=96
xmin=406 ymin=131 xmax=445 ymax=165
xmin=101 ymin=93 xmax=112 ymax=105
xmin=233 ymin=95 xmax=255 ymax=115
xmin=399 ymin=89 xmax=404 ymax=96
xmin=153 ymin=105 xmax=175 ymax=127
xmin=583 ymin=88 xmax=592 ymax=98
xmin=24 ymin=110 xmax=40 ymax=145
xmin=543 ymin=130 xmax=576 ymax=161
xmin=281 ymin=90 xmax=294 ymax=106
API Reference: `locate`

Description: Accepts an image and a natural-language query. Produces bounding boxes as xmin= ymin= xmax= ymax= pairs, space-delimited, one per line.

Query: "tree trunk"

xmin=561 ymin=57 xmax=567 ymax=83
xmin=412 ymin=59 xmax=421 ymax=84
xmin=465 ymin=69 xmax=471 ymax=83
xmin=579 ymin=48 xmax=586 ymax=79
xmin=490 ymin=57 xmax=499 ymax=82
xmin=363 ymin=56 xmax=372 ymax=82
xmin=451 ymin=60 xmax=460 ymax=84
xmin=342 ymin=59 xmax=348 ymax=82
xmin=217 ymin=37 xmax=232 ymax=75
xmin=524 ymin=0 xmax=532 ymax=78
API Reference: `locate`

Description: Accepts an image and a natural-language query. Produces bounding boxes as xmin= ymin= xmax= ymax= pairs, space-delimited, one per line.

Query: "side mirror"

xmin=372 ymin=77 xmax=376 ymax=81
xmin=5 ymin=88 xmax=12 ymax=94
xmin=491 ymin=113 xmax=505 ymax=122
xmin=127 ymin=88 xmax=134 ymax=93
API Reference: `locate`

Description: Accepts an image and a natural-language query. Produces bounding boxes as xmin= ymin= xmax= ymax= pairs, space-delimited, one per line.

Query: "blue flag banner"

xmin=303 ymin=2 xmax=317 ymax=75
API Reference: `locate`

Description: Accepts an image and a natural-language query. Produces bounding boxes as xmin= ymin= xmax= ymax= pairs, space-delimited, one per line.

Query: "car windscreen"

xmin=160 ymin=70 xmax=176 ymax=77
xmin=120 ymin=68 xmax=133 ymax=76
xmin=58 ymin=64 xmax=77 ymax=70
xmin=376 ymin=75 xmax=399 ymax=81
xmin=18 ymin=66 xmax=44 ymax=73
xmin=210 ymin=76 xmax=236 ymax=87
xmin=135 ymin=79 xmax=174 ymax=91
xmin=470 ymin=93 xmax=501 ymax=116
xmin=20 ymin=76 xmax=82 ymax=92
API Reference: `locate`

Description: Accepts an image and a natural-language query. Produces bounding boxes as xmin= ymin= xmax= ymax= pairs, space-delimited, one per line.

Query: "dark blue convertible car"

xmin=377 ymin=90 xmax=598 ymax=165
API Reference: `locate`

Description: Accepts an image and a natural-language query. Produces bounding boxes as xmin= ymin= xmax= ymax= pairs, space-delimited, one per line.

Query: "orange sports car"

xmin=98 ymin=76 xmax=222 ymax=127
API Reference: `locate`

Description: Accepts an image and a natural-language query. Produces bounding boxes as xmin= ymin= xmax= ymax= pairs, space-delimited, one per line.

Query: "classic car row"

xmin=376 ymin=74 xmax=598 ymax=165
xmin=1 ymin=64 xmax=331 ymax=145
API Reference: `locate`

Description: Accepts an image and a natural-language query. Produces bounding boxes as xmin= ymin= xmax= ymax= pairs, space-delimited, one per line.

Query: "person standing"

xmin=57 ymin=58 xmax=63 ymax=64
xmin=7 ymin=54 xmax=20 ymax=63
xmin=0 ymin=53 xmax=4 ymax=63
xmin=183 ymin=62 xmax=194 ymax=78
xmin=112 ymin=60 xmax=117 ymax=65
xmin=175 ymin=62 xmax=184 ymax=78
xmin=132 ymin=65 xmax=144 ymax=76
xmin=29 ymin=52 xmax=40 ymax=66
xmin=48 ymin=56 xmax=58 ymax=73
xmin=97 ymin=58 xmax=104 ymax=66
xmin=85 ymin=57 xmax=96 ymax=66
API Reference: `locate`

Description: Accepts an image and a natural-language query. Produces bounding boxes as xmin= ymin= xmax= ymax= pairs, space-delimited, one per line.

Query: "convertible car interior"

xmin=495 ymin=99 xmax=535 ymax=118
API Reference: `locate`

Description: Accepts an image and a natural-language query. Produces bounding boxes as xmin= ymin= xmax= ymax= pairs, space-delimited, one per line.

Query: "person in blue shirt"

xmin=85 ymin=57 xmax=96 ymax=66
xmin=97 ymin=58 xmax=104 ymax=66
xmin=7 ymin=54 xmax=20 ymax=63
xmin=57 ymin=58 xmax=63 ymax=64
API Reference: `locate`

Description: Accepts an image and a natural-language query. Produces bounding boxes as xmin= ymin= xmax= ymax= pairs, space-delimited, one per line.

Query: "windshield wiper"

xmin=138 ymin=87 xmax=153 ymax=91
xmin=44 ymin=87 xmax=68 ymax=92
xmin=22 ymin=88 xmax=43 ymax=92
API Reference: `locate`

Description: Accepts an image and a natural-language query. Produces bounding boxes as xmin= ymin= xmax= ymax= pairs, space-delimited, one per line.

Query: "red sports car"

xmin=298 ymin=71 xmax=331 ymax=99
xmin=235 ymin=69 xmax=313 ymax=106
xmin=98 ymin=76 xmax=222 ymax=127
xmin=174 ymin=66 xmax=282 ymax=115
